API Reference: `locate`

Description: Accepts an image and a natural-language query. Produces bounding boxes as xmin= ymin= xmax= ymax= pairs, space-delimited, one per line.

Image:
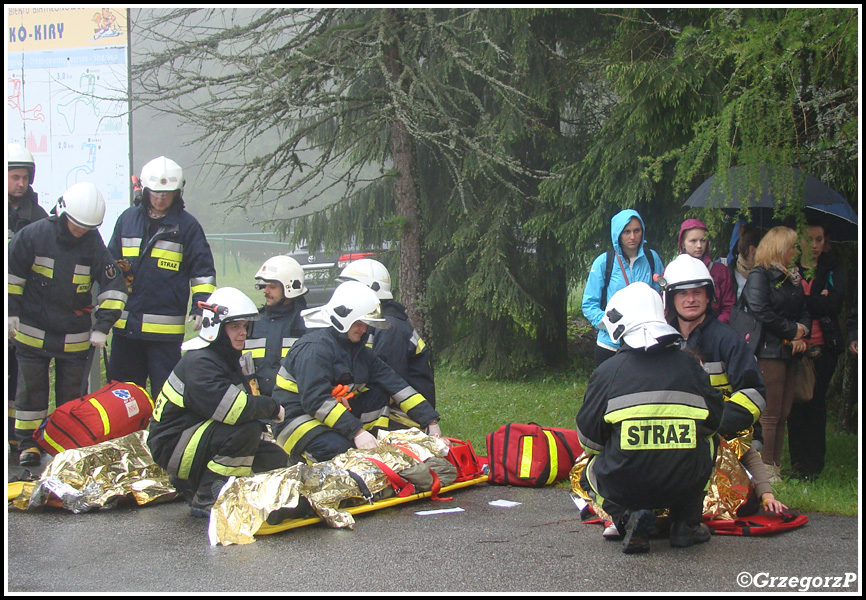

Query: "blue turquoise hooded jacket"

xmin=581 ymin=209 xmax=663 ymax=350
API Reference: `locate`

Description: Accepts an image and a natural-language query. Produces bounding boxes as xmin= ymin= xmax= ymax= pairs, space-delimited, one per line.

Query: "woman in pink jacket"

xmin=677 ymin=219 xmax=737 ymax=323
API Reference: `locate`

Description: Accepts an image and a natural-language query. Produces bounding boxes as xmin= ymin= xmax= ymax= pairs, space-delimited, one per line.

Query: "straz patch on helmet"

xmin=157 ymin=258 xmax=180 ymax=271
xmin=620 ymin=419 xmax=696 ymax=450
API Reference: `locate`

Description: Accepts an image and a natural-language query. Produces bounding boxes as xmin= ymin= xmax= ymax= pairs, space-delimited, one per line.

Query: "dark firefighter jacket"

xmin=243 ymin=297 xmax=308 ymax=397
xmin=8 ymin=216 xmax=127 ymax=358
xmin=680 ymin=314 xmax=766 ymax=441
xmin=8 ymin=187 xmax=49 ymax=238
xmin=272 ymin=326 xmax=440 ymax=457
xmin=108 ymin=200 xmax=216 ymax=342
xmin=147 ymin=340 xmax=281 ymax=479
xmin=368 ymin=300 xmax=436 ymax=408
xmin=576 ymin=344 xmax=724 ymax=510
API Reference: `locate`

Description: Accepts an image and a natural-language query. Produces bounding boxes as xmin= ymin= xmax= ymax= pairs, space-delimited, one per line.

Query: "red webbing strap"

xmin=396 ymin=445 xmax=453 ymax=502
xmin=364 ymin=457 xmax=416 ymax=498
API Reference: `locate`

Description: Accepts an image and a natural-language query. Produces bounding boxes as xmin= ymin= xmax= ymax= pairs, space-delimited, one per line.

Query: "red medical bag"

xmin=34 ymin=381 xmax=154 ymax=456
xmin=486 ymin=423 xmax=582 ymax=487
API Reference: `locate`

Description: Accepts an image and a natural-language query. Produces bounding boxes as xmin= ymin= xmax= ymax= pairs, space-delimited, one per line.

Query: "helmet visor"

xmin=65 ymin=212 xmax=100 ymax=230
xmin=359 ymin=305 xmax=389 ymax=330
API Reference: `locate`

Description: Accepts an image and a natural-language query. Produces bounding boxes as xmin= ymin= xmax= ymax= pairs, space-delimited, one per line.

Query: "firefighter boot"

xmin=18 ymin=446 xmax=42 ymax=467
xmin=669 ymin=520 xmax=711 ymax=548
xmin=622 ymin=509 xmax=656 ymax=554
xmin=189 ymin=475 xmax=228 ymax=518
xmin=169 ymin=476 xmax=196 ymax=505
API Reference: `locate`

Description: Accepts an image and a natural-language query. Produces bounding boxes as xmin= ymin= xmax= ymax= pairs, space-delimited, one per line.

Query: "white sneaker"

xmin=602 ymin=520 xmax=621 ymax=540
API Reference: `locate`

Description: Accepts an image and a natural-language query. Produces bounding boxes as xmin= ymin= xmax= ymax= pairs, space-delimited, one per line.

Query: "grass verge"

xmin=436 ymin=369 xmax=858 ymax=518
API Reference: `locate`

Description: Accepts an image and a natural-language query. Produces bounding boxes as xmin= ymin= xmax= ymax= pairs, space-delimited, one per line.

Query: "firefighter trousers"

xmin=14 ymin=347 xmax=88 ymax=452
xmin=167 ymin=420 xmax=289 ymax=493
xmin=108 ymin=334 xmax=182 ymax=400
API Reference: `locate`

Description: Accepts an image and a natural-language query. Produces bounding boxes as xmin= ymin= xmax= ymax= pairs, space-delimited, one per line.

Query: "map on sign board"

xmin=8 ymin=7 xmax=131 ymax=243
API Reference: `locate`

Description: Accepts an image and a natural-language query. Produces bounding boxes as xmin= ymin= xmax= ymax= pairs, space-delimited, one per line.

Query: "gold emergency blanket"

xmin=11 ymin=430 xmax=176 ymax=512
xmin=702 ymin=435 xmax=753 ymax=520
xmin=209 ymin=428 xmax=451 ymax=546
xmin=569 ymin=453 xmax=614 ymax=522
xmin=571 ymin=434 xmax=754 ymax=524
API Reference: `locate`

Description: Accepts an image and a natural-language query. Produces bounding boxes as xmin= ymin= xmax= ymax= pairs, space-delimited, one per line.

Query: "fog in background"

xmin=128 ymin=8 xmax=353 ymax=240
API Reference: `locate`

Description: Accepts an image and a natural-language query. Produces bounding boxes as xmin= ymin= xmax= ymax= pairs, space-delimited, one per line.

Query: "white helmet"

xmin=56 ymin=182 xmax=105 ymax=229
xmin=255 ymin=255 xmax=308 ymax=299
xmin=660 ymin=254 xmax=716 ymax=309
xmin=181 ymin=287 xmax=260 ymax=351
xmin=140 ymin=156 xmax=184 ymax=193
xmin=601 ymin=282 xmax=681 ymax=350
xmin=338 ymin=258 xmax=393 ymax=300
xmin=8 ymin=143 xmax=36 ymax=184
xmin=303 ymin=280 xmax=388 ymax=333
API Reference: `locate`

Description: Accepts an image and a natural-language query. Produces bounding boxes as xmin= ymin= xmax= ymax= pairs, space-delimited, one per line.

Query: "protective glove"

xmin=90 ymin=330 xmax=108 ymax=348
xmin=188 ymin=314 xmax=203 ymax=331
xmin=272 ymin=405 xmax=285 ymax=424
xmin=353 ymin=429 xmax=379 ymax=450
xmin=9 ymin=316 xmax=19 ymax=339
xmin=425 ymin=421 xmax=442 ymax=438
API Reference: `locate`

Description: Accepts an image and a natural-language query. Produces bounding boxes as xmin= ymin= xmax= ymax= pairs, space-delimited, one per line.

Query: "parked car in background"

xmin=287 ymin=247 xmax=380 ymax=307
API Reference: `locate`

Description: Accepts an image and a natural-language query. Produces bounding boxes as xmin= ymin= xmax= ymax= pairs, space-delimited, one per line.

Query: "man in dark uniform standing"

xmin=7 ymin=143 xmax=50 ymax=451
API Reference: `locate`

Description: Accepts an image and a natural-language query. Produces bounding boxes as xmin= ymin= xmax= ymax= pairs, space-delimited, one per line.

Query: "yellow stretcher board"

xmin=255 ymin=474 xmax=490 ymax=535
xmin=8 ymin=481 xmax=27 ymax=502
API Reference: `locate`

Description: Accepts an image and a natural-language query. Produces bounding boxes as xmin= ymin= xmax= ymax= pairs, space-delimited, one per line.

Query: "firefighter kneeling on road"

xmin=576 ymin=282 xmax=724 ymax=554
xmin=147 ymin=287 xmax=290 ymax=518
xmin=272 ymin=280 xmax=441 ymax=463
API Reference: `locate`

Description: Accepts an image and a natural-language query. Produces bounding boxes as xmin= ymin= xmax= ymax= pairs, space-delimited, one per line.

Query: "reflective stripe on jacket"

xmin=108 ymin=202 xmax=216 ymax=341
xmin=681 ymin=315 xmax=766 ymax=441
xmin=367 ymin=300 xmax=436 ymax=408
xmin=8 ymin=216 xmax=127 ymax=357
xmin=576 ymin=345 xmax=724 ymax=509
xmin=147 ymin=344 xmax=280 ymax=475
xmin=272 ymin=327 xmax=439 ymax=456
xmin=243 ymin=298 xmax=308 ymax=397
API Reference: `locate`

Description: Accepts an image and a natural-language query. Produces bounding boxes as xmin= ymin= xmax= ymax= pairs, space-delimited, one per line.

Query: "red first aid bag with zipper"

xmin=486 ymin=423 xmax=582 ymax=487
xmin=34 ymin=381 xmax=154 ymax=456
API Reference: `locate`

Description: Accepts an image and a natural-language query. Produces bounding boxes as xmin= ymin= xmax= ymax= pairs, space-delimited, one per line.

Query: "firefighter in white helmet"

xmin=8 ymin=182 xmax=128 ymax=467
xmin=8 ymin=143 xmax=48 ymax=238
xmin=243 ymin=255 xmax=309 ymax=396
xmin=8 ymin=142 xmax=50 ymax=450
xmin=338 ymin=258 xmax=437 ymax=415
xmin=147 ymin=287 xmax=289 ymax=518
xmin=106 ymin=156 xmax=216 ymax=400
xmin=576 ymin=282 xmax=724 ymax=554
xmin=272 ymin=280 xmax=441 ymax=462
xmin=661 ymin=255 xmax=784 ymax=513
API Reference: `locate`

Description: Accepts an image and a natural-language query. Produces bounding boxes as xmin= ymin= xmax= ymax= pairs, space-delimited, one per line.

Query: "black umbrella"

xmin=683 ymin=164 xmax=858 ymax=242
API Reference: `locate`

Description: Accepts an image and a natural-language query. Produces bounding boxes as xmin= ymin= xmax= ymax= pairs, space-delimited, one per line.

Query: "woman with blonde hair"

xmin=740 ymin=226 xmax=811 ymax=481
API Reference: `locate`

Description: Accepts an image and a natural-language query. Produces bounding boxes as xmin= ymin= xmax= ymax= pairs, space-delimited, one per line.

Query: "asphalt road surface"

xmin=6 ymin=453 xmax=861 ymax=594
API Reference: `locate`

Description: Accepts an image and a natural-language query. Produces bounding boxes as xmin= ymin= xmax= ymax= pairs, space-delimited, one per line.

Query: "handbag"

xmin=729 ymin=303 xmax=763 ymax=355
xmin=792 ymin=354 xmax=816 ymax=404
